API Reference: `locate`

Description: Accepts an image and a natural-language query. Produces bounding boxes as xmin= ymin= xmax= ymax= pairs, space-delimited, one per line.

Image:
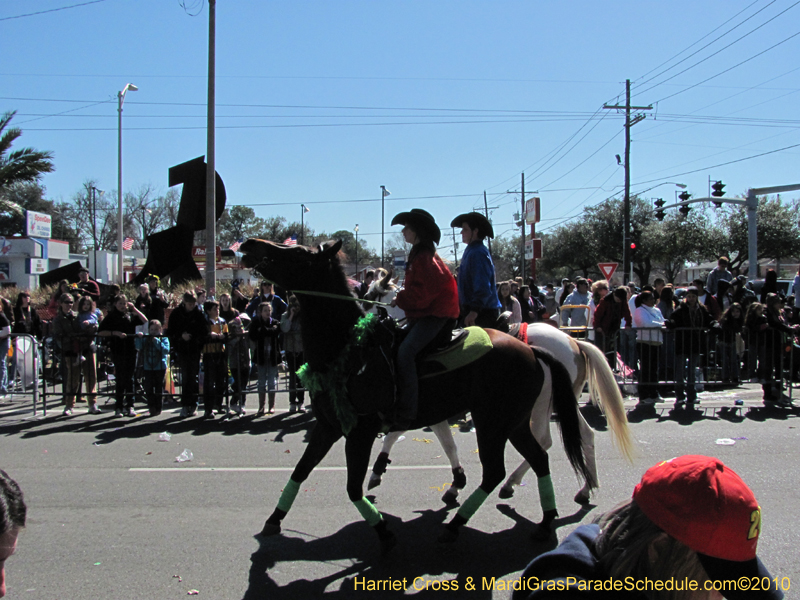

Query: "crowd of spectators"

xmin=2 ymin=256 xmax=799 ymax=417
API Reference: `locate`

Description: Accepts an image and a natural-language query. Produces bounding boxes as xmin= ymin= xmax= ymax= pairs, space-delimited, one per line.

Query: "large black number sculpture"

xmin=134 ymin=156 xmax=226 ymax=284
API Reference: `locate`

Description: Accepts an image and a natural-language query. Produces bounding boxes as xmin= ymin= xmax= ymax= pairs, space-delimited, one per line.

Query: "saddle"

xmin=345 ymin=315 xmax=493 ymax=416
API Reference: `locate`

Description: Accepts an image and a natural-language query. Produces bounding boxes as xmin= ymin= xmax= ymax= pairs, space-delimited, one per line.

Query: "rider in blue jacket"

xmin=451 ymin=212 xmax=501 ymax=328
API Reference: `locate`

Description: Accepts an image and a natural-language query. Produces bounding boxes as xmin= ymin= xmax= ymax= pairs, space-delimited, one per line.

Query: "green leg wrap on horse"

xmin=456 ymin=488 xmax=490 ymax=521
xmin=277 ymin=479 xmax=301 ymax=513
xmin=353 ymin=497 xmax=383 ymax=527
xmin=538 ymin=474 xmax=556 ymax=512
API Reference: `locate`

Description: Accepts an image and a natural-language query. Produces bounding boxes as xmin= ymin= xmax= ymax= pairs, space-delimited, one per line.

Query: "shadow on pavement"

xmin=244 ymin=503 xmax=564 ymax=600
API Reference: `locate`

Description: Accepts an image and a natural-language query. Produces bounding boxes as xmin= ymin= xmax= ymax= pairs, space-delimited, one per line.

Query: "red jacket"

xmin=593 ymin=293 xmax=632 ymax=332
xmin=395 ymin=248 xmax=459 ymax=321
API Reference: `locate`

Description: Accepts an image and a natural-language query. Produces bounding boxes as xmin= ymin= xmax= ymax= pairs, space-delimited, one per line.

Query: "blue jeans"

xmin=674 ymin=354 xmax=700 ymax=402
xmin=257 ymin=363 xmax=278 ymax=393
xmin=395 ymin=316 xmax=449 ymax=422
xmin=0 ymin=338 xmax=9 ymax=393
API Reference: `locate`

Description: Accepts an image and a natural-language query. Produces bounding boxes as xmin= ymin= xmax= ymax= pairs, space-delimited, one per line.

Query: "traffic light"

xmin=654 ymin=198 xmax=666 ymax=221
xmin=678 ymin=191 xmax=691 ymax=215
xmin=711 ymin=181 xmax=725 ymax=208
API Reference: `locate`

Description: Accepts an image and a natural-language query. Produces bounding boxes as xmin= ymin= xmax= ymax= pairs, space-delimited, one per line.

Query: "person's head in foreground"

xmin=514 ymin=455 xmax=782 ymax=600
xmin=0 ymin=470 xmax=26 ymax=598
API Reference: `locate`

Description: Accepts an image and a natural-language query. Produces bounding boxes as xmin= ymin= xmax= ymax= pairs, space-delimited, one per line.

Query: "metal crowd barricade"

xmin=559 ymin=304 xmax=591 ymax=341
xmin=40 ymin=329 xmax=306 ymax=415
xmin=8 ymin=333 xmax=40 ymax=415
xmin=586 ymin=324 xmax=797 ymax=400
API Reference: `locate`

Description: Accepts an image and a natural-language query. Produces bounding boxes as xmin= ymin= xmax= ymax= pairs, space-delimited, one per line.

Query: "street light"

xmin=380 ymin=185 xmax=390 ymax=268
xmin=354 ymin=224 xmax=359 ymax=278
xmin=300 ymin=204 xmax=310 ymax=245
xmin=117 ymin=82 xmax=137 ymax=284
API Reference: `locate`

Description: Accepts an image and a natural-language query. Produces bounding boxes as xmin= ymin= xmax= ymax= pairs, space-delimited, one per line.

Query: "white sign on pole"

xmin=25 ymin=210 xmax=52 ymax=238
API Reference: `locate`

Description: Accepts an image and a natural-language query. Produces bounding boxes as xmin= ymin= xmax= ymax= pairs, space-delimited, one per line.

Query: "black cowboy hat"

xmin=391 ymin=208 xmax=441 ymax=245
xmin=450 ymin=211 xmax=494 ymax=239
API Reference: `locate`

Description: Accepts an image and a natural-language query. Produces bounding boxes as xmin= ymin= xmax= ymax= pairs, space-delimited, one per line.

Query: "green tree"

xmin=0 ymin=111 xmax=54 ymax=190
xmin=720 ymin=195 xmax=800 ymax=272
xmin=0 ymin=182 xmax=78 ymax=247
xmin=643 ymin=210 xmax=719 ymax=284
xmin=217 ymin=205 xmax=268 ymax=247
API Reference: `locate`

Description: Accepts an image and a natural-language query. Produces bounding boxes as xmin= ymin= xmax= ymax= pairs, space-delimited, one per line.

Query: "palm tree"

xmin=0 ymin=110 xmax=54 ymax=190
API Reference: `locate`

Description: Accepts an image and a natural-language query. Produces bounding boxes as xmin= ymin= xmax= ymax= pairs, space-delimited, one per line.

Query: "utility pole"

xmin=205 ymin=0 xmax=217 ymax=296
xmin=507 ymin=175 xmax=537 ymax=283
xmin=483 ymin=190 xmax=492 ymax=255
xmin=604 ymin=79 xmax=652 ymax=285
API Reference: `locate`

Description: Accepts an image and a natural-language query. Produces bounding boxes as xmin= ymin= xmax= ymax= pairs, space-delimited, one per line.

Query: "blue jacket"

xmin=457 ymin=241 xmax=501 ymax=313
xmin=135 ymin=336 xmax=170 ymax=371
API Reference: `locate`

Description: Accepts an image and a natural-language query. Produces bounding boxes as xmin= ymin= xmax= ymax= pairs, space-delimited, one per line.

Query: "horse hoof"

xmin=380 ymin=532 xmax=398 ymax=556
xmin=260 ymin=522 xmax=281 ymax=536
xmin=498 ymin=486 xmax=514 ymax=500
xmin=574 ymin=490 xmax=591 ymax=504
xmin=452 ymin=466 xmax=467 ymax=489
xmin=441 ymin=487 xmax=459 ymax=505
xmin=437 ymin=527 xmax=459 ymax=544
xmin=367 ymin=474 xmax=382 ymax=490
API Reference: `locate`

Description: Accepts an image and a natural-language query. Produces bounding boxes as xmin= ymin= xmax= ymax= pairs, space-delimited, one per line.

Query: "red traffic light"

xmin=630 ymin=243 xmax=636 ymax=250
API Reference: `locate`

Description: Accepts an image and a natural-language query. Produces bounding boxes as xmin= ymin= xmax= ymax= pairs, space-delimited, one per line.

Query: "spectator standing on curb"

xmin=280 ymin=295 xmax=306 ymax=413
xmin=633 ymin=290 xmax=665 ymax=404
xmin=226 ymin=313 xmax=250 ymax=415
xmin=76 ymin=267 xmax=100 ymax=301
xmin=75 ymin=296 xmax=102 ymax=414
xmin=666 ymin=287 xmax=717 ymax=409
xmin=245 ymin=281 xmax=287 ymax=321
xmin=135 ymin=319 xmax=170 ymax=416
xmin=166 ymin=291 xmax=207 ymax=418
xmin=202 ymin=300 xmax=228 ymax=419
xmin=706 ymin=256 xmax=733 ymax=295
xmin=146 ymin=275 xmax=169 ymax=325
xmin=450 ymin=211 xmax=500 ymax=328
xmin=593 ymin=287 xmax=632 ymax=369
xmin=562 ymin=278 xmax=591 ymax=328
xmin=97 ymin=295 xmax=147 ymax=417
xmin=52 ymin=293 xmax=81 ymax=415
xmin=249 ymin=302 xmax=281 ymax=416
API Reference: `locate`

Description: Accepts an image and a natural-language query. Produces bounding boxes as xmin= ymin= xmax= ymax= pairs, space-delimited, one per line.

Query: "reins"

xmin=289 ymin=289 xmax=392 ymax=307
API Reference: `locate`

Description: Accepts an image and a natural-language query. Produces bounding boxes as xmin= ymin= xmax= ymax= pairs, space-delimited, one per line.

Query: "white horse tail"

xmin=575 ymin=340 xmax=636 ymax=463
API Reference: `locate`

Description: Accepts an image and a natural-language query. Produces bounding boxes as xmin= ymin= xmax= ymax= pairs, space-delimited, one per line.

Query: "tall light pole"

xmin=354 ymin=224 xmax=359 ymax=277
xmin=117 ymin=82 xmax=137 ymax=284
xmin=380 ymin=185 xmax=390 ymax=267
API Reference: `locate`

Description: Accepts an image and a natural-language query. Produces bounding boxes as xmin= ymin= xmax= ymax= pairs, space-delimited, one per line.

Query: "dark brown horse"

xmin=241 ymin=239 xmax=589 ymax=552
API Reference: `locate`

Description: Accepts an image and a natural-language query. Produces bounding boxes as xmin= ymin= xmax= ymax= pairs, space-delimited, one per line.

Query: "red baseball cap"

xmin=633 ymin=455 xmax=782 ymax=600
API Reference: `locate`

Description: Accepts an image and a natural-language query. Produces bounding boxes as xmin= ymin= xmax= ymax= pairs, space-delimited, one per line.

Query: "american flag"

xmin=229 ymin=238 xmax=243 ymax=252
xmin=283 ymin=235 xmax=297 ymax=246
xmin=121 ymin=237 xmax=135 ymax=250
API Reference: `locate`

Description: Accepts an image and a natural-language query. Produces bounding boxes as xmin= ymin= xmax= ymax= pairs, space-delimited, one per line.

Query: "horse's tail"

xmin=532 ymin=346 xmax=591 ymax=485
xmin=575 ymin=340 xmax=636 ymax=463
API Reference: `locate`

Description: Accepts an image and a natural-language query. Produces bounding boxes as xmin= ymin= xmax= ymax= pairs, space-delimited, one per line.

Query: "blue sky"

xmin=3 ymin=0 xmax=799 ymax=262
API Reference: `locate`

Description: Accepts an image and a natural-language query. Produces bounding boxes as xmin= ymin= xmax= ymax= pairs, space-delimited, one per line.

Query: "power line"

xmin=648 ymin=26 xmax=800 ymax=105
xmin=0 ymin=0 xmax=108 ymax=22
xmin=632 ymin=0 xmax=781 ymax=93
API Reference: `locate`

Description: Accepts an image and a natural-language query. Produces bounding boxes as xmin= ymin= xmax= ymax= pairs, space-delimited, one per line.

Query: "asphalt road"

xmin=1 ymin=385 xmax=798 ymax=600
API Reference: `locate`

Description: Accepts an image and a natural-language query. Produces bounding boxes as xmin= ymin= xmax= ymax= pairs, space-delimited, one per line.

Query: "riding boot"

xmin=268 ymin=392 xmax=276 ymax=414
xmin=257 ymin=392 xmax=266 ymax=417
